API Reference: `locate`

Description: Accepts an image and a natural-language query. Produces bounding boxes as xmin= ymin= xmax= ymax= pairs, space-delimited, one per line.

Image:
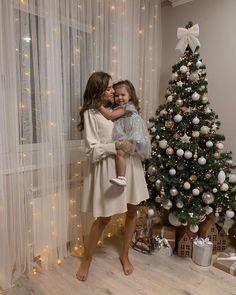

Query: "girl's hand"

xmin=115 ymin=141 xmax=134 ymax=154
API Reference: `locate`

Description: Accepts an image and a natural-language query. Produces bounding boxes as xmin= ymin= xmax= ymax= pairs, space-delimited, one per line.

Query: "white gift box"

xmin=192 ymin=237 xmax=213 ymax=266
xmin=155 ymin=237 xmax=173 ymax=256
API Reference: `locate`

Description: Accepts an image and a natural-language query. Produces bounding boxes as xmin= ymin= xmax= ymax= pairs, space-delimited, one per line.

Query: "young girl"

xmin=100 ymin=80 xmax=151 ymax=186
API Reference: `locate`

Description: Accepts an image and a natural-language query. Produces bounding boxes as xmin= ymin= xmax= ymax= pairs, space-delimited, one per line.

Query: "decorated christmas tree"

xmin=146 ymin=22 xmax=236 ymax=233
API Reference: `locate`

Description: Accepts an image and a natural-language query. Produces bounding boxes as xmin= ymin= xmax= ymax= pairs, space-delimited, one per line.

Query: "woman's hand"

xmin=115 ymin=141 xmax=134 ymax=154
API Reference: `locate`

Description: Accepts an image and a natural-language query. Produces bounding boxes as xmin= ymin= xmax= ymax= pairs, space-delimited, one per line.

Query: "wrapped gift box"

xmin=152 ymin=225 xmax=176 ymax=251
xmin=192 ymin=238 xmax=213 ymax=266
xmin=154 ymin=236 xmax=173 ymax=256
xmin=213 ymin=252 xmax=236 ymax=276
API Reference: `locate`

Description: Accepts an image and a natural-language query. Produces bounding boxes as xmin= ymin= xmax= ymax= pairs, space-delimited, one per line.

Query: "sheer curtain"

xmin=0 ymin=0 xmax=161 ymax=291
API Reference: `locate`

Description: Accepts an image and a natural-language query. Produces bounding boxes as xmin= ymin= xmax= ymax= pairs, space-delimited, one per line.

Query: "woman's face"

xmin=102 ymin=78 xmax=114 ymax=104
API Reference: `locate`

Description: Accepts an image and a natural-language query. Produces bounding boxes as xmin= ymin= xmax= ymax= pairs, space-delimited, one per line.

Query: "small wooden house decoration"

xmin=200 ymin=219 xmax=218 ymax=253
xmin=216 ymin=225 xmax=228 ymax=252
xmin=177 ymin=228 xmax=197 ymax=257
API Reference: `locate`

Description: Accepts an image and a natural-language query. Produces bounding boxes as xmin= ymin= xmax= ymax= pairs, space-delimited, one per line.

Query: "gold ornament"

xmin=176 ymin=99 xmax=184 ymax=106
xmin=177 ymin=164 xmax=184 ymax=171
xmin=214 ymin=152 xmax=221 ymax=159
xmin=160 ymin=109 xmax=167 ymax=116
xmin=170 ymin=187 xmax=178 ymax=196
xmin=190 ymin=174 xmax=197 ymax=182
xmin=165 ymin=120 xmax=175 ymax=129
xmin=148 ymin=175 xmax=156 ymax=182
xmin=147 ymin=165 xmax=157 ymax=175
xmin=192 ymin=131 xmax=200 ymax=137
xmin=151 ymin=142 xmax=158 ymax=149
xmin=201 ymin=95 xmax=208 ymax=104
xmin=202 ymin=192 xmax=215 ymax=204
xmin=155 ymin=179 xmax=161 ymax=189
xmin=166 ymin=147 xmax=174 ymax=155
xmin=198 ymin=186 xmax=204 ymax=193
xmin=155 ymin=196 xmax=162 ymax=203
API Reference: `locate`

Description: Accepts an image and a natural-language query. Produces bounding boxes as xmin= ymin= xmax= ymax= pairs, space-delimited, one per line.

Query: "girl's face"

xmin=102 ymin=79 xmax=114 ymax=104
xmin=114 ymin=86 xmax=130 ymax=106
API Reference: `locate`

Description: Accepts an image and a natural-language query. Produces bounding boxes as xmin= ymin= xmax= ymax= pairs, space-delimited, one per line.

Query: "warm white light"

xmin=46 ymin=43 xmax=50 ymax=48
xmin=111 ymin=5 xmax=115 ymax=10
xmin=19 ymin=103 xmax=25 ymax=108
xmin=138 ymin=30 xmax=143 ymax=34
xmin=75 ymin=48 xmax=80 ymax=53
xmin=49 ymin=122 xmax=55 ymax=127
xmin=149 ymin=25 xmax=153 ymax=28
xmin=23 ymin=37 xmax=31 ymax=43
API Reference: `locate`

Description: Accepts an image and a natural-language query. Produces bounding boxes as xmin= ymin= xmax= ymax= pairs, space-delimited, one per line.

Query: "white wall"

xmin=160 ymin=0 xmax=236 ymax=162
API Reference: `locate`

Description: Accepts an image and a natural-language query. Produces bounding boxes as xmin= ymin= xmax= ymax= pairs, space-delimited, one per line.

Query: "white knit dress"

xmin=81 ymin=109 xmax=149 ymax=218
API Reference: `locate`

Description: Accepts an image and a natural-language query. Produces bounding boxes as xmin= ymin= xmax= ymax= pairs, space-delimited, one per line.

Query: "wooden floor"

xmin=3 ymin=236 xmax=236 ymax=295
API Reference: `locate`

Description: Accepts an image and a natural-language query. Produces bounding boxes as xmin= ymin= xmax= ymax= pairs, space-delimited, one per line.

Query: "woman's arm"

xmin=99 ymin=105 xmax=125 ymax=120
xmin=84 ymin=110 xmax=117 ymax=163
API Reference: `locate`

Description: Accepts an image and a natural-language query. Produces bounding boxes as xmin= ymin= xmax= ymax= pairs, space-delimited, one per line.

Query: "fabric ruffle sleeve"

xmin=84 ymin=110 xmax=116 ymax=163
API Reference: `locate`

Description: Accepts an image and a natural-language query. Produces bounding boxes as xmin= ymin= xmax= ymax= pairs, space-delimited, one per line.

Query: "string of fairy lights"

xmin=14 ymin=0 xmax=160 ymax=275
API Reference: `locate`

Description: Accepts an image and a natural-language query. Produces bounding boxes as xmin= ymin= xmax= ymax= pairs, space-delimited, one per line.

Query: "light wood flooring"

xmin=3 ymin=236 xmax=236 ymax=295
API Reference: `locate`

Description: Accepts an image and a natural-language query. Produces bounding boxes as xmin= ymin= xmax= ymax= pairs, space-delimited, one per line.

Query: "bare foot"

xmin=76 ymin=258 xmax=92 ymax=281
xmin=119 ymin=256 xmax=134 ymax=275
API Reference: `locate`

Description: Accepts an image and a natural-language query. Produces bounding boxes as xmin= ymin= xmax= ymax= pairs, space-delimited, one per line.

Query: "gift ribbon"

xmin=176 ymin=24 xmax=201 ymax=53
xmin=193 ymin=237 xmax=213 ymax=247
xmin=216 ymin=252 xmax=236 ymax=275
xmin=155 ymin=237 xmax=171 ymax=249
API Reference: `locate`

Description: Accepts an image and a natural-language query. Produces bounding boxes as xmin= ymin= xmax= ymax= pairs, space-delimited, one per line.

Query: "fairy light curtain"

xmin=0 ymin=0 xmax=161 ymax=291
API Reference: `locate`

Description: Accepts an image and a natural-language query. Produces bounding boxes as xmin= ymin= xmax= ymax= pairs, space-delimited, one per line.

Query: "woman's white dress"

xmin=81 ymin=109 xmax=149 ymax=218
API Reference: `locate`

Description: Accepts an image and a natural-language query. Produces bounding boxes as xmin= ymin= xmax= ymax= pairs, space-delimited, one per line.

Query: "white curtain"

xmin=0 ymin=0 xmax=161 ymax=291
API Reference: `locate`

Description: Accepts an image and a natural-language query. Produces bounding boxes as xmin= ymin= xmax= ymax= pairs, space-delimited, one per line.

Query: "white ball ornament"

xmin=229 ymin=174 xmax=236 ymax=183
xmin=163 ymin=200 xmax=173 ymax=210
xmin=170 ymin=188 xmax=178 ymax=196
xmin=174 ymin=114 xmax=183 ymax=122
xmin=184 ymin=150 xmax=193 ymax=159
xmin=206 ymin=140 xmax=213 ymax=147
xmin=192 ymin=92 xmax=200 ymax=101
xmin=168 ymin=213 xmax=181 ymax=226
xmin=204 ymin=206 xmax=213 ymax=215
xmin=216 ymin=142 xmax=224 ymax=150
xmin=147 ymin=208 xmax=155 ymax=217
xmin=183 ymin=182 xmax=191 ymax=190
xmin=192 ymin=188 xmax=200 ymax=196
xmin=200 ymin=126 xmax=210 ymax=134
xmin=190 ymin=72 xmax=199 ymax=82
xmin=172 ymin=72 xmax=178 ymax=81
xmin=176 ymin=149 xmax=184 ymax=157
xmin=169 ymin=168 xmax=176 ymax=176
xmin=190 ymin=224 xmax=199 ymax=233
xmin=192 ymin=131 xmax=200 ymax=138
xmin=198 ymin=157 xmax=206 ymax=165
xmin=180 ymin=65 xmax=188 ymax=73
xmin=221 ymin=183 xmax=229 ymax=191
xmin=218 ymin=170 xmax=226 ymax=184
xmin=176 ymin=200 xmax=184 ymax=208
xmin=167 ymin=95 xmax=173 ymax=102
xmin=192 ymin=117 xmax=200 ymax=124
xmin=159 ymin=139 xmax=168 ymax=149
xmin=196 ymin=60 xmax=202 ymax=68
xmin=212 ymin=188 xmax=218 ymax=193
xmin=226 ymin=210 xmax=235 ymax=219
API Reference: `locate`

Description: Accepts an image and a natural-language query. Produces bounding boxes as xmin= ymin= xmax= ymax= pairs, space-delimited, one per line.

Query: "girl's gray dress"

xmin=112 ymin=102 xmax=151 ymax=160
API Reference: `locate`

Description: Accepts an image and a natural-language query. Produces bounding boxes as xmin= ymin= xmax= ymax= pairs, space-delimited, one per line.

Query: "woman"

xmin=76 ymin=72 xmax=149 ymax=281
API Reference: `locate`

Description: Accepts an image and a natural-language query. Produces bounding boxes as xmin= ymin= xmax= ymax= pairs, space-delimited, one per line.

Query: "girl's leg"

xmin=120 ymin=204 xmax=137 ymax=275
xmin=76 ymin=216 xmax=111 ymax=281
xmin=116 ymin=149 xmax=126 ymax=177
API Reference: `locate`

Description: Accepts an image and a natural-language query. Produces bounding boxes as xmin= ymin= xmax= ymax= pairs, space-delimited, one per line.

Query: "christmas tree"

xmin=146 ymin=22 xmax=236 ymax=233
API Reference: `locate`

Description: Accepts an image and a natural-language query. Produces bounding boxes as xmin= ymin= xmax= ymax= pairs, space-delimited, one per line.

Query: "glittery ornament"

xmin=214 ymin=152 xmax=220 ymax=159
xmin=170 ymin=187 xmax=178 ymax=196
xmin=155 ymin=179 xmax=161 ymax=189
xmin=165 ymin=119 xmax=175 ymax=129
xmin=190 ymin=174 xmax=197 ymax=182
xmin=176 ymin=99 xmax=184 ymax=106
xmin=147 ymin=165 xmax=157 ymax=175
xmin=202 ymin=192 xmax=215 ymax=204
xmin=166 ymin=147 xmax=174 ymax=155
xmin=155 ymin=196 xmax=162 ymax=203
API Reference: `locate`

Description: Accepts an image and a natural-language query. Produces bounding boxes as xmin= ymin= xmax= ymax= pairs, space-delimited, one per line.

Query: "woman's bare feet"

xmin=119 ymin=256 xmax=134 ymax=275
xmin=76 ymin=257 xmax=92 ymax=281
